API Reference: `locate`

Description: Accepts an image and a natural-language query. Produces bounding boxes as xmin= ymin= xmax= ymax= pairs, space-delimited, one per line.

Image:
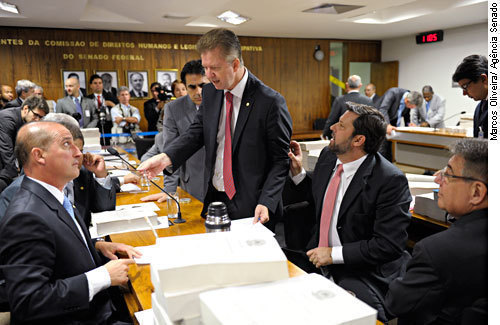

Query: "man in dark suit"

xmin=87 ymin=74 xmax=118 ymax=145
xmin=139 ymin=28 xmax=292 ymax=224
xmin=288 ymin=103 xmax=411 ymax=322
xmin=452 ymin=55 xmax=488 ymax=138
xmin=0 ymin=96 xmax=49 ymax=193
xmin=0 ymin=84 xmax=14 ymax=110
xmin=143 ymin=82 xmax=166 ymax=133
xmin=3 ymin=79 xmax=36 ymax=109
xmin=57 ymin=77 xmax=99 ymax=128
xmin=379 ymin=87 xmax=424 ymax=134
xmin=0 ymin=121 xmax=139 ymax=324
xmin=322 ymin=75 xmax=372 ymax=139
xmin=386 ymin=138 xmax=487 ymax=324
xmin=364 ymin=83 xmax=381 ymax=107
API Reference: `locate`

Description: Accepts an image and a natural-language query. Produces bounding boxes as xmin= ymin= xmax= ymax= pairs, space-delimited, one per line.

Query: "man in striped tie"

xmin=288 ymin=103 xmax=411 ymax=323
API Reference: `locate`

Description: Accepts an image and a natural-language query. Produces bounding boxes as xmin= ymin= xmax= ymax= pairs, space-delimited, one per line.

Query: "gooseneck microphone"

xmin=435 ymin=111 xmax=467 ymax=131
xmin=106 ymin=147 xmax=186 ymax=224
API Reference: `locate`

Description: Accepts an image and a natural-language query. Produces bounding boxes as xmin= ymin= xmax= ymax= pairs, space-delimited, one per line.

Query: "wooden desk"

xmin=291 ymin=130 xmax=323 ymax=141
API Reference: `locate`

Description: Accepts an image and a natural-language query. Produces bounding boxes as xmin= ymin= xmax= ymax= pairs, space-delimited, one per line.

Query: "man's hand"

xmin=137 ymin=153 xmax=172 ymax=179
xmin=157 ymin=101 xmax=166 ymax=109
xmin=420 ymin=121 xmax=430 ymax=127
xmin=306 ymin=247 xmax=333 ymax=268
xmin=124 ymin=173 xmax=140 ymax=185
xmin=409 ymin=123 xmax=417 ymax=127
xmin=288 ymin=141 xmax=303 ymax=176
xmin=83 ymin=153 xmax=107 ymax=178
xmin=253 ymin=204 xmax=269 ymax=224
xmin=386 ymin=124 xmax=397 ymax=135
xmin=115 ymin=116 xmax=123 ymax=124
xmin=104 ymin=259 xmax=135 ymax=286
xmin=141 ymin=193 xmax=168 ymax=203
xmin=95 ymin=241 xmax=142 ymax=260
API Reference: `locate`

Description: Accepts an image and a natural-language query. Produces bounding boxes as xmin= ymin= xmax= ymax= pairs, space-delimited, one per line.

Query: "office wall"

xmin=381 ymin=23 xmax=487 ymax=126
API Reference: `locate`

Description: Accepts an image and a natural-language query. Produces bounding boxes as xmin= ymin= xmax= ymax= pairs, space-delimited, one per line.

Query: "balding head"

xmin=65 ymin=77 xmax=80 ymax=97
xmin=346 ymin=75 xmax=362 ymax=91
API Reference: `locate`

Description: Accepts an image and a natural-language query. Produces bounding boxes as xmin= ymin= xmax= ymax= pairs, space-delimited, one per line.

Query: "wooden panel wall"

xmin=0 ymin=27 xmax=378 ymax=133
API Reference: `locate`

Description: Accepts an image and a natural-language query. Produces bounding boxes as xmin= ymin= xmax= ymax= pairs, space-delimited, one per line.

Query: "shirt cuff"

xmin=94 ymin=175 xmax=112 ymax=190
xmin=85 ymin=266 xmax=111 ymax=302
xmin=331 ymin=246 xmax=344 ymax=264
xmin=290 ymin=168 xmax=306 ymax=185
xmin=117 ymin=176 xmax=124 ymax=186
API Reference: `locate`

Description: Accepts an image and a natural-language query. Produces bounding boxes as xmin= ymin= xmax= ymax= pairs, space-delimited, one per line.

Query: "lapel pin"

xmin=80 ymin=186 xmax=84 ymax=190
xmin=246 ymin=102 xmax=250 ymax=107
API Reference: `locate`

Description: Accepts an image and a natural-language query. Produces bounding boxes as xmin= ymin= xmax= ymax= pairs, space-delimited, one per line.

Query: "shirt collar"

xmin=225 ymin=68 xmax=248 ymax=99
xmin=401 ymin=92 xmax=409 ymax=105
xmin=27 ymin=176 xmax=65 ymax=205
xmin=71 ymin=94 xmax=82 ymax=102
xmin=347 ymin=90 xmax=359 ymax=93
xmin=336 ymin=154 xmax=368 ymax=178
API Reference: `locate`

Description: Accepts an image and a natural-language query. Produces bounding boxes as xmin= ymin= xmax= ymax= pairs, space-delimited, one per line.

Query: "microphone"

xmin=435 ymin=111 xmax=466 ymax=131
xmin=99 ymin=106 xmax=107 ymax=123
xmin=106 ymin=147 xmax=185 ymax=224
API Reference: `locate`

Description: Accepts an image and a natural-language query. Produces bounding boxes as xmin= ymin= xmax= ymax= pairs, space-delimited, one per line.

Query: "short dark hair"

xmin=346 ymin=102 xmax=387 ymax=154
xmin=450 ymin=138 xmax=487 ymax=184
xmin=452 ymin=55 xmax=488 ymax=82
xmin=68 ymin=72 xmax=80 ymax=80
xmin=196 ymin=28 xmax=243 ymax=65
xmin=180 ymin=60 xmax=205 ymax=85
xmin=422 ymin=85 xmax=434 ymax=94
xmin=23 ymin=95 xmax=49 ymax=114
xmin=89 ymin=74 xmax=102 ymax=85
xmin=150 ymin=82 xmax=161 ymax=91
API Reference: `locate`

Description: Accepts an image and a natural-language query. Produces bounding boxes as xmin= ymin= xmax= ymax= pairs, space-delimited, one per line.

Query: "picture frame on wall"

xmin=155 ymin=69 xmax=178 ymax=92
xmin=126 ymin=70 xmax=149 ymax=98
xmin=61 ymin=70 xmax=87 ymax=97
xmin=95 ymin=70 xmax=119 ymax=98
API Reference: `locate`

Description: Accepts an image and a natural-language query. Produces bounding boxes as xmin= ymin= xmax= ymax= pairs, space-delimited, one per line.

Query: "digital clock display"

xmin=416 ymin=30 xmax=443 ymax=44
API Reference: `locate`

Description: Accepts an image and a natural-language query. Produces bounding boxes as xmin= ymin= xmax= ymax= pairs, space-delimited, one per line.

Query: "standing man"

xmin=129 ymin=72 xmax=148 ymax=98
xmin=410 ymin=85 xmax=445 ymax=128
xmin=0 ymin=121 xmax=139 ymax=324
xmin=3 ymin=79 xmax=35 ymax=109
xmin=143 ymin=82 xmax=166 ymax=133
xmin=57 ymin=77 xmax=99 ymax=128
xmin=0 ymin=96 xmax=49 ymax=193
xmin=139 ymin=28 xmax=292 ymax=224
xmin=111 ymin=87 xmax=141 ymax=143
xmin=452 ymin=55 xmax=488 ymax=138
xmin=386 ymin=138 xmax=487 ymax=323
xmin=87 ymin=74 xmax=118 ymax=145
xmin=322 ymin=75 xmax=372 ymax=139
xmin=288 ymin=103 xmax=411 ymax=322
xmin=364 ymin=83 xmax=381 ymax=107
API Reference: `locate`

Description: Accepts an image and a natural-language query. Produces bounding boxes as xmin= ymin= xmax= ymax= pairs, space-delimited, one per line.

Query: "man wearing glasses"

xmin=452 ymin=55 xmax=488 ymax=138
xmin=386 ymin=138 xmax=487 ymax=323
xmin=0 ymin=95 xmax=49 ymax=193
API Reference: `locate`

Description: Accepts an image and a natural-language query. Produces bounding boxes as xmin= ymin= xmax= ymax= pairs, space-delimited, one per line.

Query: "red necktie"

xmin=97 ymin=95 xmax=102 ymax=108
xmin=318 ymin=164 xmax=344 ymax=247
xmin=224 ymin=92 xmax=236 ymax=200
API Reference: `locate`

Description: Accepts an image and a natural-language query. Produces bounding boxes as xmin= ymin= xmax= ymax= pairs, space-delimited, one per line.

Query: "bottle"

xmin=478 ymin=126 xmax=484 ymax=139
xmin=205 ymin=201 xmax=231 ymax=233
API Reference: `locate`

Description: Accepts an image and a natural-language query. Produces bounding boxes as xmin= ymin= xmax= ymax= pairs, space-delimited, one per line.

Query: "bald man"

xmin=0 ymin=122 xmax=139 ymax=324
xmin=57 ymin=77 xmax=99 ymax=128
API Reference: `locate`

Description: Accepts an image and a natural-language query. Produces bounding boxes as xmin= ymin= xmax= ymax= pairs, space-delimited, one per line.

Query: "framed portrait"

xmin=126 ymin=70 xmax=149 ymax=98
xmin=95 ymin=70 xmax=119 ymax=97
xmin=61 ymin=70 xmax=87 ymax=96
xmin=155 ymin=69 xmax=178 ymax=92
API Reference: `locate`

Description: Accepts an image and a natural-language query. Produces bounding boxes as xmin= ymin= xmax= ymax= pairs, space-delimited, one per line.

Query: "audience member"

xmin=87 ymin=74 xmax=117 ymax=145
xmin=410 ymin=85 xmax=445 ymax=128
xmin=57 ymin=77 xmax=99 ymax=128
xmin=33 ymin=85 xmax=57 ymax=113
xmin=128 ymin=72 xmax=147 ymax=98
xmin=143 ymin=82 xmax=166 ymax=133
xmin=138 ymin=28 xmax=293 ymax=225
xmin=452 ymin=55 xmax=488 ymax=138
xmin=364 ymin=83 xmax=381 ymax=107
xmin=0 ymin=85 xmax=14 ymax=110
xmin=111 ymin=87 xmax=141 ymax=144
xmin=0 ymin=95 xmax=49 ymax=193
xmin=67 ymin=72 xmax=87 ymax=97
xmin=0 ymin=121 xmax=140 ymax=324
xmin=288 ymin=103 xmax=411 ymax=322
xmin=171 ymin=79 xmax=187 ymax=98
xmin=386 ymin=138 xmax=487 ymax=324
xmin=142 ymin=60 xmax=208 ymax=203
xmin=3 ymin=80 xmax=35 ymax=109
xmin=322 ymin=75 xmax=372 ymax=139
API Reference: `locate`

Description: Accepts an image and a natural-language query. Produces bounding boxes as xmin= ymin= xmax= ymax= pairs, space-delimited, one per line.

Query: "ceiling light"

xmin=217 ymin=10 xmax=250 ymax=25
xmin=0 ymin=1 xmax=19 ymax=14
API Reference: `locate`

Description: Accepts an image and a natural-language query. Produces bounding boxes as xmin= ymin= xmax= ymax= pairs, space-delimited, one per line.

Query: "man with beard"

xmin=287 ymin=102 xmax=411 ymax=323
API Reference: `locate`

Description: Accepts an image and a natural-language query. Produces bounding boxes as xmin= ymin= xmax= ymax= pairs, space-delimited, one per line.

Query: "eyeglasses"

xmin=187 ymin=83 xmax=206 ymax=90
xmin=29 ymin=108 xmax=44 ymax=120
xmin=435 ymin=168 xmax=487 ymax=186
xmin=460 ymin=80 xmax=473 ymax=92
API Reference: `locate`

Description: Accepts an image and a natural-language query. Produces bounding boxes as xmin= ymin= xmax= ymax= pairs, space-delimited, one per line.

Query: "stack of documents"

xmin=199 ymin=273 xmax=377 ymax=325
xmin=298 ymin=140 xmax=329 ymax=171
xmin=150 ymin=231 xmax=288 ymax=323
xmin=81 ymin=128 xmax=101 ymax=152
xmin=406 ymin=173 xmax=439 ymax=196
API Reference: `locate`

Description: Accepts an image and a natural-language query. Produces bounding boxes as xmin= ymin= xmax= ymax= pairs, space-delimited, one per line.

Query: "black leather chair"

xmin=133 ymin=136 xmax=155 ymax=160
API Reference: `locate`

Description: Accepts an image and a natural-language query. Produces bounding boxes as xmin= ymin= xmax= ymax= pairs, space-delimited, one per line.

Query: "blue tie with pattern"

xmin=63 ymin=195 xmax=75 ymax=219
xmin=74 ymin=97 xmax=84 ymax=127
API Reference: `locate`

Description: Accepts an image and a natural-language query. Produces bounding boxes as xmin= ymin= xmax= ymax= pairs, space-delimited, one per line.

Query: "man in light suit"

xmin=288 ymin=103 xmax=412 ymax=322
xmin=410 ymin=85 xmax=445 ymax=128
xmin=322 ymin=75 xmax=372 ymax=139
xmin=56 ymin=77 xmax=99 ymax=128
xmin=142 ymin=60 xmax=208 ymax=202
xmin=139 ymin=28 xmax=293 ymax=224
xmin=386 ymin=138 xmax=487 ymax=324
xmin=0 ymin=121 xmax=139 ymax=324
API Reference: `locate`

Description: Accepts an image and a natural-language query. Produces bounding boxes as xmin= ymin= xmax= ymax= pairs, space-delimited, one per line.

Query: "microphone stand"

xmin=434 ymin=111 xmax=467 ymax=132
xmin=106 ymin=147 xmax=185 ymax=224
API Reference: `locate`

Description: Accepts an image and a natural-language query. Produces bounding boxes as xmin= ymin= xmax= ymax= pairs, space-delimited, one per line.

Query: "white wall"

xmin=381 ymin=23 xmax=487 ymax=126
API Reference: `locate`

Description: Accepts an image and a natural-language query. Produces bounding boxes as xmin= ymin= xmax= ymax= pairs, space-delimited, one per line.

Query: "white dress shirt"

xmin=212 ymin=68 xmax=249 ymax=191
xmin=291 ymin=154 xmax=367 ymax=263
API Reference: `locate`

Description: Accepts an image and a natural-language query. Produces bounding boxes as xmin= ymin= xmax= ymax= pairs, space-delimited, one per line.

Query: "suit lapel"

xmin=232 ymin=73 xmax=256 ymax=151
xmin=207 ymin=88 xmax=224 ymax=157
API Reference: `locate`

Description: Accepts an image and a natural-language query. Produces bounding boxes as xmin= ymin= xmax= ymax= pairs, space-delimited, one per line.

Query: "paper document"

xmin=134 ymin=244 xmax=159 ymax=264
xmin=116 ymin=202 xmax=160 ymax=212
xmin=230 ymin=218 xmax=275 ymax=237
xmin=134 ymin=309 xmax=155 ymax=325
xmin=406 ymin=173 xmax=436 ymax=182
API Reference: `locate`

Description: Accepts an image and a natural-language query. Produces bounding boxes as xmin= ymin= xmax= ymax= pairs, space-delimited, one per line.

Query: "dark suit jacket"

xmin=3 ymin=98 xmax=22 ymax=109
xmin=322 ymin=91 xmax=372 ymax=138
xmin=386 ymin=209 xmax=487 ymax=324
xmin=165 ymin=71 xmax=293 ymax=219
xmin=371 ymin=94 xmax=381 ymax=108
xmin=129 ymin=89 xmax=148 ymax=98
xmin=0 ymin=177 xmax=113 ymax=324
xmin=379 ymin=87 xmax=411 ymax=126
xmin=473 ymin=100 xmax=487 ymax=138
xmin=296 ymin=148 xmax=411 ymax=289
xmin=0 ymin=107 xmax=23 ymax=192
xmin=144 ymin=98 xmax=160 ymax=132
xmin=56 ymin=96 xmax=99 ymax=128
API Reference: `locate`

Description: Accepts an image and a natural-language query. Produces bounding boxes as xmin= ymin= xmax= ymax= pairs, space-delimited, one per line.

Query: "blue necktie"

xmin=74 ymin=98 xmax=84 ymax=127
xmin=396 ymin=101 xmax=406 ymax=127
xmin=63 ymin=195 xmax=75 ymax=219
xmin=426 ymin=101 xmax=430 ymax=114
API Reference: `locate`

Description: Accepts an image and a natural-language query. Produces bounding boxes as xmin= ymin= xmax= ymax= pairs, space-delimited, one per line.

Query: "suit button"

xmin=337 ymin=226 xmax=342 ymax=229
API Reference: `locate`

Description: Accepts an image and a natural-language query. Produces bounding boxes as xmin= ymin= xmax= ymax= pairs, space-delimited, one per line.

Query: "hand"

xmin=386 ymin=124 xmax=397 ymax=135
xmin=141 ymin=193 xmax=168 ymax=203
xmin=409 ymin=123 xmax=417 ymax=127
xmin=115 ymin=116 xmax=123 ymax=124
xmin=124 ymin=173 xmax=140 ymax=185
xmin=420 ymin=121 xmax=430 ymax=127
xmin=306 ymin=247 xmax=333 ymax=268
xmin=288 ymin=141 xmax=303 ymax=176
xmin=104 ymin=100 xmax=115 ymax=107
xmin=105 ymin=259 xmax=135 ymax=286
xmin=253 ymin=204 xmax=269 ymax=224
xmin=137 ymin=153 xmax=171 ymax=179
xmin=95 ymin=241 xmax=142 ymax=260
xmin=83 ymin=153 xmax=107 ymax=178
xmin=157 ymin=101 xmax=166 ymax=109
